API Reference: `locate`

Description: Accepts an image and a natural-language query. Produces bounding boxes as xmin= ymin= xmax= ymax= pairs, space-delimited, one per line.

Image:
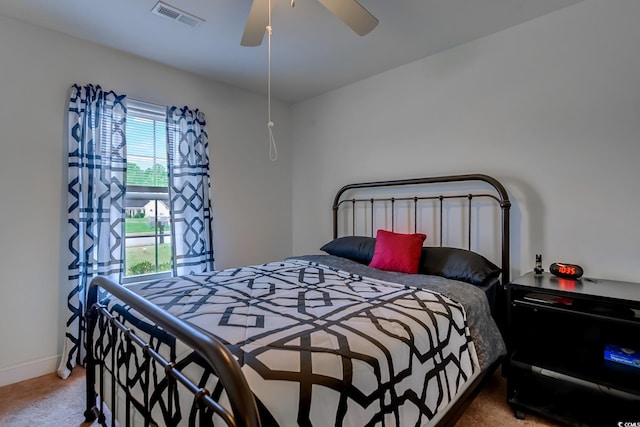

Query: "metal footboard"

xmin=84 ymin=276 xmax=261 ymax=427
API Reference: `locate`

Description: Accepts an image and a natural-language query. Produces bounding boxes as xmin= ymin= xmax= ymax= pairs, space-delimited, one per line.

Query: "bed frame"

xmin=84 ymin=173 xmax=510 ymax=427
xmin=332 ymin=174 xmax=511 ymax=283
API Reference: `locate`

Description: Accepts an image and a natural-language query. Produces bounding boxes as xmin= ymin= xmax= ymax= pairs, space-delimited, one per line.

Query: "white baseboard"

xmin=0 ymin=355 xmax=61 ymax=387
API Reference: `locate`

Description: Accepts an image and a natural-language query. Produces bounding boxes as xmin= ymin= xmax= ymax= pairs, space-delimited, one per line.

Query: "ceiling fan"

xmin=241 ymin=0 xmax=379 ymax=47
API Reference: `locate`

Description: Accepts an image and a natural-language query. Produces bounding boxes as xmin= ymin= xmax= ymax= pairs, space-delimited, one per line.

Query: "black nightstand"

xmin=506 ymin=272 xmax=640 ymax=426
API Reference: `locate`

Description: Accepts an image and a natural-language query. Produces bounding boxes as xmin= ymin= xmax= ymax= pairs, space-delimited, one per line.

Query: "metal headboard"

xmin=332 ymin=174 xmax=511 ymax=283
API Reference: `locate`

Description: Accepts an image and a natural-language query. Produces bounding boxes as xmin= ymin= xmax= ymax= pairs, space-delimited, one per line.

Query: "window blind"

xmin=126 ymin=99 xmax=168 ymax=188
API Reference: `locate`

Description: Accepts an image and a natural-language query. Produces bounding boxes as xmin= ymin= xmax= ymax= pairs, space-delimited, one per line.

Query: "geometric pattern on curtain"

xmin=58 ymin=83 xmax=127 ymax=379
xmin=166 ymin=106 xmax=214 ymax=276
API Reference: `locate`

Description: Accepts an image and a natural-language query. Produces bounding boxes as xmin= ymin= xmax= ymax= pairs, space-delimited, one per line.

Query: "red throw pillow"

xmin=368 ymin=230 xmax=427 ymax=274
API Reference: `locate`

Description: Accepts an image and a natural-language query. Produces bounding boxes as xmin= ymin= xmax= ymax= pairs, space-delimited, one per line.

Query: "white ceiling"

xmin=0 ymin=0 xmax=584 ymax=103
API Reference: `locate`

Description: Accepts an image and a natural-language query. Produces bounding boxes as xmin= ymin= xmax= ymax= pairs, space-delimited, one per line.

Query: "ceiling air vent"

xmin=151 ymin=1 xmax=205 ymax=27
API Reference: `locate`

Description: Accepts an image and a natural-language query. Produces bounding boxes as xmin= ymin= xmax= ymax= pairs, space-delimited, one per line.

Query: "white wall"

xmin=0 ymin=14 xmax=291 ymax=385
xmin=291 ymin=0 xmax=640 ymax=283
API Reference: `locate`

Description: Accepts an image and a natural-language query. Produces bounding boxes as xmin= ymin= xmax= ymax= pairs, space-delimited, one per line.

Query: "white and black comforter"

xmin=102 ymin=256 xmax=505 ymax=426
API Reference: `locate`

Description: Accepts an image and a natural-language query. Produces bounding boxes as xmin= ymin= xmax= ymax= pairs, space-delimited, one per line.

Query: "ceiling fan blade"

xmin=241 ymin=0 xmax=269 ymax=47
xmin=317 ymin=0 xmax=378 ymax=36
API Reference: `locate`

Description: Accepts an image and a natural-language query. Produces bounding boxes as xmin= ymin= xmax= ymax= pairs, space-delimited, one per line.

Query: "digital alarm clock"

xmin=550 ymin=262 xmax=583 ymax=279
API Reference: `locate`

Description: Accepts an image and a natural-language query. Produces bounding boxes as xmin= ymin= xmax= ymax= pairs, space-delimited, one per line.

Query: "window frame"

xmin=123 ymin=100 xmax=173 ymax=284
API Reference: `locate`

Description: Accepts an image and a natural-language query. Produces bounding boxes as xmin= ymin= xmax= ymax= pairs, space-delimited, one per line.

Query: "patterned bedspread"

xmin=102 ymin=257 xmax=503 ymax=426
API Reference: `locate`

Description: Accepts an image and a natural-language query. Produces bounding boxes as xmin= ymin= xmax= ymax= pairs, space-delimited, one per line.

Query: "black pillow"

xmin=419 ymin=246 xmax=501 ymax=286
xmin=320 ymin=236 xmax=376 ymax=264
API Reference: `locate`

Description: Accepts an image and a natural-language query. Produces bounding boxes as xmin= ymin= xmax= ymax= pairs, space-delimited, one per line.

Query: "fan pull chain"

xmin=267 ymin=0 xmax=277 ymax=161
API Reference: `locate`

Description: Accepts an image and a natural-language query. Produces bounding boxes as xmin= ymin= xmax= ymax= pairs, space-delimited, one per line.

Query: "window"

xmin=124 ymin=100 xmax=172 ymax=282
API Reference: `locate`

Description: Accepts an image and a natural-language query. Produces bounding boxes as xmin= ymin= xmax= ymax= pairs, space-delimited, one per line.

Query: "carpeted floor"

xmin=0 ymin=367 xmax=560 ymax=426
xmin=0 ymin=368 xmax=93 ymax=426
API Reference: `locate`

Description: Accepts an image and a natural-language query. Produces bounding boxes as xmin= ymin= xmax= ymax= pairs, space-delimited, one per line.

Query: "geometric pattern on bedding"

xmin=103 ymin=259 xmax=478 ymax=426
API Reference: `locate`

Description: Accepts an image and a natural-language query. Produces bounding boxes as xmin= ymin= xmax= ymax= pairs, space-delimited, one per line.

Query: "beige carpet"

xmin=0 ymin=367 xmax=559 ymax=426
xmin=0 ymin=368 xmax=94 ymax=427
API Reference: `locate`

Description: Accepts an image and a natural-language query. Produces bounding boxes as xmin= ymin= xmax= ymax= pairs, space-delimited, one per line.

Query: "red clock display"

xmin=550 ymin=262 xmax=583 ymax=279
xmin=559 ymin=265 xmax=576 ymax=275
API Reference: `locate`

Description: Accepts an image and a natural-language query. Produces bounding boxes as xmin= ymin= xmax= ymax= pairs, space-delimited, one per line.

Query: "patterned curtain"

xmin=58 ymin=84 xmax=127 ymax=379
xmin=166 ymin=106 xmax=214 ymax=276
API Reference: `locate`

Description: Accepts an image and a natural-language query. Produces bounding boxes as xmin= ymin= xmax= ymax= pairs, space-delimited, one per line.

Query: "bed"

xmin=84 ymin=173 xmax=511 ymax=427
